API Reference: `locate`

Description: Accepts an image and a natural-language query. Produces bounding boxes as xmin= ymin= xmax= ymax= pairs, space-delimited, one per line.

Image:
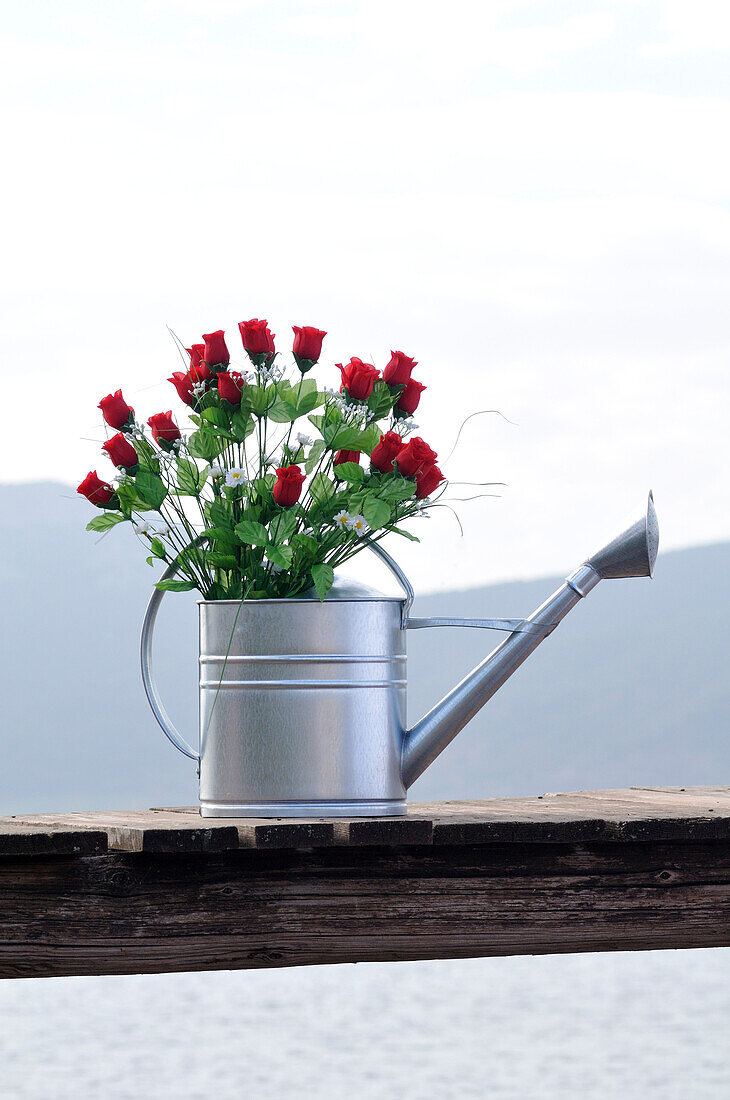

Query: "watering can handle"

xmin=140 ymin=559 xmax=200 ymax=763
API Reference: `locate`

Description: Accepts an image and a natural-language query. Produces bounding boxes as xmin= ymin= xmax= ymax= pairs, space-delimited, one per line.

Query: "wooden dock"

xmin=1 ymin=787 xmax=729 ymax=979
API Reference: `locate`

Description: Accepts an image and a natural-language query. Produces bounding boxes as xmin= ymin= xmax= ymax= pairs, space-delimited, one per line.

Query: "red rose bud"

xmin=102 ymin=432 xmax=138 ymax=472
xmin=292 ymin=325 xmax=326 ymax=372
xmin=187 ymin=344 xmax=213 ymax=382
xmin=396 ymin=378 xmax=426 ymax=416
xmin=396 ymin=436 xmax=438 ymax=478
xmin=273 ymin=464 xmax=306 ymax=507
xmin=99 ymin=389 xmax=134 ymax=431
xmin=148 ymin=411 xmax=180 ymax=450
xmin=239 ymin=318 xmax=276 ymax=364
xmin=337 ymin=357 xmax=380 ymax=401
xmin=383 ymin=350 xmax=417 ymax=387
xmin=218 ymin=370 xmax=246 ymax=406
xmin=415 ymin=463 xmax=444 ymax=499
xmin=334 ymin=449 xmax=361 ymax=466
xmin=77 ymin=470 xmax=117 ymax=507
xmin=202 ymin=329 xmax=230 ymax=368
xmin=168 ymin=371 xmax=196 ymax=406
xmin=370 ymin=430 xmax=403 ymax=473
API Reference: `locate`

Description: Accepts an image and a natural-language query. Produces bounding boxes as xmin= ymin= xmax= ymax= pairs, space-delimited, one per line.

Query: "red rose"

xmin=102 ymin=432 xmax=138 ymax=472
xmin=415 ymin=463 xmax=444 ymax=499
xmin=338 ymin=357 xmax=380 ymax=401
xmin=273 ymin=464 xmax=306 ymax=507
xmin=202 ymin=329 xmax=230 ymax=368
xmin=148 ymin=411 xmax=180 ymax=449
xmin=239 ymin=319 xmax=275 ymax=363
xmin=292 ymin=325 xmax=326 ymax=370
xmin=396 ymin=436 xmax=438 ymax=477
xmin=77 ymin=470 xmax=116 ymax=507
xmin=334 ymin=449 xmax=361 ymax=466
xmin=396 ymin=378 xmax=426 ymax=416
xmin=370 ymin=430 xmax=403 ymax=473
xmin=98 ymin=389 xmax=134 ymax=431
xmin=383 ymin=350 xmax=417 ymax=387
xmin=187 ymin=344 xmax=213 ymax=382
xmin=168 ymin=371 xmax=195 ymax=406
xmin=218 ymin=370 xmax=246 ymax=406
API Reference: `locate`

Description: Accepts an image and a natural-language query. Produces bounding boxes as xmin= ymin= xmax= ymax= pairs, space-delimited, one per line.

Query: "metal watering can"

xmin=141 ymin=493 xmax=658 ymax=817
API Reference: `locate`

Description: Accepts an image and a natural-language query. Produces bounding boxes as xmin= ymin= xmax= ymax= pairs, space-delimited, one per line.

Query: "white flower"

xmin=333 ymin=510 xmax=351 ymax=530
xmin=208 ymin=465 xmax=225 ymax=479
xmin=345 ymin=514 xmax=370 ymax=537
xmin=296 ymin=432 xmax=313 ymax=447
xmin=134 ymin=521 xmax=154 ymax=536
xmin=225 ymin=467 xmax=248 ymax=488
xmin=156 ymin=524 xmax=170 ymax=537
xmin=191 ymin=381 xmax=207 ymax=397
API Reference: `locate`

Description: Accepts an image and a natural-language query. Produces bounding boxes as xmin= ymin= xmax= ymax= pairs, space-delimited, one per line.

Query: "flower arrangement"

xmin=78 ymin=320 xmax=446 ymax=600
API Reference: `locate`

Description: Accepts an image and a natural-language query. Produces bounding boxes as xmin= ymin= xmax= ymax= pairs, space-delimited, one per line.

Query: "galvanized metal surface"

xmin=140 ymin=495 xmax=658 ymax=817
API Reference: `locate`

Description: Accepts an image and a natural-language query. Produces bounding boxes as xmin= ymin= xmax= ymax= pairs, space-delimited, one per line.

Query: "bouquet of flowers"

xmin=78 ymin=320 xmax=446 ymax=601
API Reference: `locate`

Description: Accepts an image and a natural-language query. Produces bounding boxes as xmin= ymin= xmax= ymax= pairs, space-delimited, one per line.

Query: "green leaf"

xmin=363 ymin=498 xmax=391 ymax=531
xmin=379 ymin=478 xmax=416 ymax=502
xmin=386 ymin=525 xmax=420 ymax=542
xmin=270 ymin=509 xmax=299 ymax=543
xmin=305 ymin=438 xmax=326 ymax=473
xmin=234 ymin=520 xmax=269 ymax=546
xmin=333 ymin=461 xmax=364 ymax=483
xmin=310 ymin=472 xmax=335 ymax=503
xmin=266 ymin=544 xmax=294 ymax=570
xmin=366 ymin=380 xmax=395 ymax=419
xmin=295 ymin=389 xmax=322 ymax=416
xmin=188 ymin=428 xmax=225 ymax=461
xmin=205 ymin=502 xmax=235 ymax=530
xmin=201 ymin=406 xmax=229 ymax=429
xmin=176 ymin=457 xmax=202 ymax=495
xmin=267 ymin=398 xmax=299 ymax=423
xmin=116 ymin=480 xmax=153 ymax=513
xmin=86 ymin=512 xmax=126 ymax=532
xmin=248 ymin=385 xmax=270 ymax=417
xmin=308 ymin=413 xmax=326 ymax=434
xmin=292 ymin=532 xmax=318 ymax=556
xmin=149 ymin=536 xmax=167 ymax=559
xmin=205 ymin=551 xmax=239 ymax=570
xmin=135 ymin=469 xmax=167 ymax=510
xmin=311 ymin=562 xmax=334 ymax=601
xmin=325 ymin=423 xmax=363 ymax=450
xmin=154 ymin=579 xmax=196 ymax=592
xmin=231 ymin=411 xmax=255 ymax=441
xmin=202 ymin=526 xmax=238 ymax=547
xmin=357 ymin=423 xmax=382 ymax=455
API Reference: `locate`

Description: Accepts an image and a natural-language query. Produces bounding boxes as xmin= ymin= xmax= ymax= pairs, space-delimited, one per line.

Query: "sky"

xmin=1 ymin=0 xmax=728 ymax=593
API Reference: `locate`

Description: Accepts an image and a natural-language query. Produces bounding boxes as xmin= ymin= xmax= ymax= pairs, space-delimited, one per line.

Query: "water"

xmin=1 ymin=950 xmax=728 ymax=1099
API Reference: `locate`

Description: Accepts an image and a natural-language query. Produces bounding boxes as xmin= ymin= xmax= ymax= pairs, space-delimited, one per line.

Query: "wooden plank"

xmin=3 ymin=788 xmax=729 ymax=853
xmin=0 ymin=839 xmax=728 ymax=978
xmin=0 ymin=825 xmax=107 ymax=858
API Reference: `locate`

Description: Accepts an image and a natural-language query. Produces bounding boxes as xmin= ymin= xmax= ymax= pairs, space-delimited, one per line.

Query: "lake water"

xmin=1 ymin=949 xmax=728 ymax=1099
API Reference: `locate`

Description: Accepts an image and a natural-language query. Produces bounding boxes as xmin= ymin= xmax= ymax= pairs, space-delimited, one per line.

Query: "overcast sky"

xmin=1 ymin=0 xmax=728 ymax=593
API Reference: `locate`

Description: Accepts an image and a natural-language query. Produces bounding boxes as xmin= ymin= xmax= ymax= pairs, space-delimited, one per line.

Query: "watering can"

xmin=141 ymin=493 xmax=658 ymax=817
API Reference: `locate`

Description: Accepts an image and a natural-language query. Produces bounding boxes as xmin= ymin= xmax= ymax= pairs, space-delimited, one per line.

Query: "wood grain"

xmin=0 ymin=840 xmax=728 ymax=978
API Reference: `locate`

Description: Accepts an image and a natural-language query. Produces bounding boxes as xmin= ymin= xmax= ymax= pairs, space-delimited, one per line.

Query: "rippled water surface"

xmin=1 ymin=950 xmax=728 ymax=1099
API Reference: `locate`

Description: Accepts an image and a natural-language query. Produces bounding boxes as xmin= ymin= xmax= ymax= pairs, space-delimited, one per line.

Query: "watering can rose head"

xmin=77 ymin=316 xmax=462 ymax=601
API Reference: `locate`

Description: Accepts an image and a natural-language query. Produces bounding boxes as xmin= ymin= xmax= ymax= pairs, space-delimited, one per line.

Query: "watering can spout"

xmin=400 ymin=493 xmax=658 ymax=789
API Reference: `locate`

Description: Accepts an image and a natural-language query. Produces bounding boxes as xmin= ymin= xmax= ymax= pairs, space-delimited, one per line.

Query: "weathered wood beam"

xmin=1 ymin=838 xmax=729 ymax=979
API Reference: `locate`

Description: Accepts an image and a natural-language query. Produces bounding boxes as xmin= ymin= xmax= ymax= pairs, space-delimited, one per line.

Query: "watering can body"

xmin=141 ymin=494 xmax=659 ymax=818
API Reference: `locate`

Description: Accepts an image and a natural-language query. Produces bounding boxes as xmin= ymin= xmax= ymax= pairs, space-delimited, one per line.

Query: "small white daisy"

xmin=225 ymin=467 xmax=248 ymax=488
xmin=134 ymin=521 xmax=154 ymax=536
xmin=208 ymin=465 xmax=225 ymax=479
xmin=345 ymin=514 xmax=369 ymax=537
xmin=333 ymin=510 xmax=351 ymax=530
xmin=296 ymin=432 xmax=313 ymax=447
